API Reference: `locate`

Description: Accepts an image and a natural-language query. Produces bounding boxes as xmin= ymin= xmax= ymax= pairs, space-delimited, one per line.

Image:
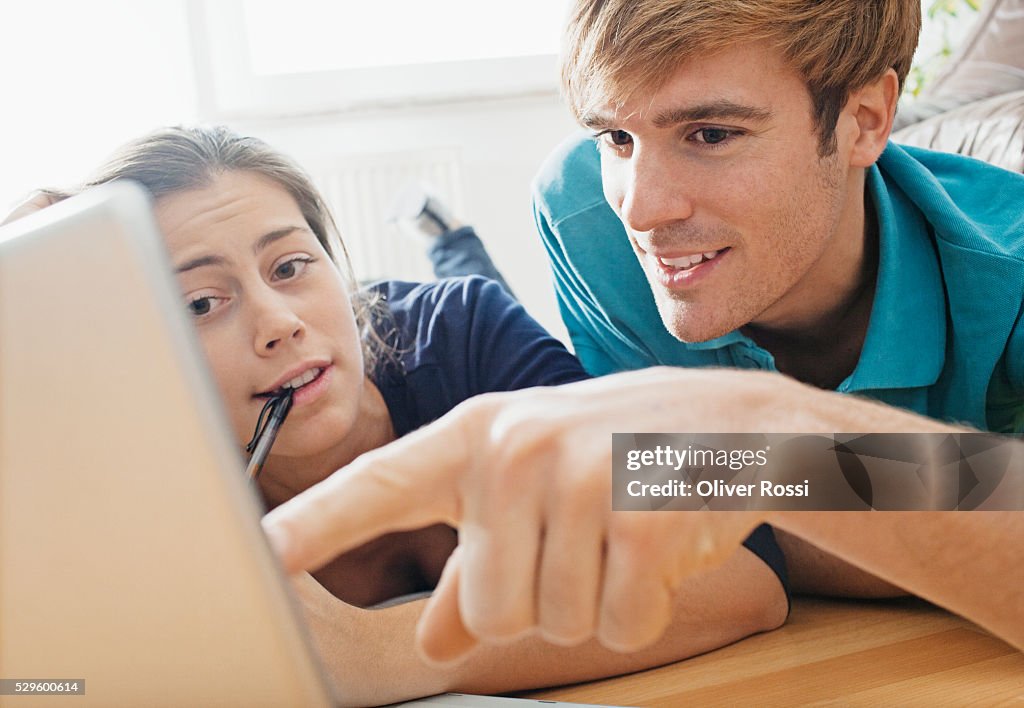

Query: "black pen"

xmin=244 ymin=389 xmax=294 ymax=481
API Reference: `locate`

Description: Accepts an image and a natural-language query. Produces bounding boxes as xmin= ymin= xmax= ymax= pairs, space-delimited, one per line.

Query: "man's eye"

xmin=696 ymin=128 xmax=732 ymax=145
xmin=594 ymin=129 xmax=633 ymax=149
xmin=608 ymin=130 xmax=632 ymax=146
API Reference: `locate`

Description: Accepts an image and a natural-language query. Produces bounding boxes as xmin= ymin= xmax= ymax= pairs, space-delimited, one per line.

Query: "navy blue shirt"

xmin=369 ymin=276 xmax=590 ymax=436
xmin=367 ymin=276 xmax=787 ymax=594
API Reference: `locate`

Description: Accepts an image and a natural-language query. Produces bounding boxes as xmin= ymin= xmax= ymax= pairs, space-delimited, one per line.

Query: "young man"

xmin=266 ymin=0 xmax=1024 ymax=661
xmin=532 ymin=0 xmax=1024 ymax=595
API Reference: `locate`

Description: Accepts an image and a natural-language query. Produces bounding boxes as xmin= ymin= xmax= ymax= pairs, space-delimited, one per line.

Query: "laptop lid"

xmin=0 ymin=182 xmax=335 ymax=706
xmin=0 ymin=183 xmax=627 ymax=708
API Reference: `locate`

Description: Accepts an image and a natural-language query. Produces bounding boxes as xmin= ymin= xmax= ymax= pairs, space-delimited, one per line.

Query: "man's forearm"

xmin=768 ymin=374 xmax=1024 ymax=647
xmin=267 ymin=367 xmax=1023 ymax=661
xmin=769 ymin=512 xmax=1024 ymax=650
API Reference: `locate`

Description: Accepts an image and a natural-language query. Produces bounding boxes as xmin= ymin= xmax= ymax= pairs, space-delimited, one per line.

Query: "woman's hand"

xmin=290 ymin=572 xmax=467 ymax=707
xmin=1 ymin=191 xmax=60 ymax=226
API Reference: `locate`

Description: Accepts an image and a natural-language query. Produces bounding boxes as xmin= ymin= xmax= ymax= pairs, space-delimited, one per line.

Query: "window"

xmin=0 ymin=1 xmax=197 ymax=209
xmin=188 ymin=0 xmax=572 ymax=118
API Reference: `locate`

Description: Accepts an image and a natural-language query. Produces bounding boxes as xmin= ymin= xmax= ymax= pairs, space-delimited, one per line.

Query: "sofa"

xmin=892 ymin=0 xmax=1024 ymax=173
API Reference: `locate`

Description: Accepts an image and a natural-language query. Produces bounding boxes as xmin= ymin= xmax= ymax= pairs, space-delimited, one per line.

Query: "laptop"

xmin=0 ymin=182 xmax=623 ymax=707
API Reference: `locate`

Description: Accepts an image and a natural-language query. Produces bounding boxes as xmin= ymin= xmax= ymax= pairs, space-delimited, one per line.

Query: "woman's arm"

xmin=292 ymin=545 xmax=786 ymax=708
xmin=774 ymin=530 xmax=907 ymax=598
xmin=1 ymin=191 xmax=60 ymax=225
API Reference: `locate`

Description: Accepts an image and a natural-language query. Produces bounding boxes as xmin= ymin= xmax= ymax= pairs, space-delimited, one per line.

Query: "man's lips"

xmin=654 ymin=247 xmax=731 ymax=270
xmin=642 ymin=246 xmax=733 ymax=289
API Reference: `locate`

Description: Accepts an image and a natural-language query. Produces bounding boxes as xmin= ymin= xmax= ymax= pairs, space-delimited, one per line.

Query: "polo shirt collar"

xmin=839 ymin=156 xmax=946 ymax=392
xmin=684 ymin=329 xmax=751 ymax=350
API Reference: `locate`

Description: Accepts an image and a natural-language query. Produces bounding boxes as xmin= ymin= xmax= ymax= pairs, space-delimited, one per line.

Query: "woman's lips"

xmin=254 ymin=364 xmax=332 ymax=408
xmin=287 ymin=365 xmax=331 ymax=408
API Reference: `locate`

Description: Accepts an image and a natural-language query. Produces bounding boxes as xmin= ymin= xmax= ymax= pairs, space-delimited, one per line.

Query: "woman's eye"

xmin=186 ymin=295 xmax=222 ymax=318
xmin=272 ymin=256 xmax=315 ymax=281
xmin=274 ymin=261 xmax=297 ymax=279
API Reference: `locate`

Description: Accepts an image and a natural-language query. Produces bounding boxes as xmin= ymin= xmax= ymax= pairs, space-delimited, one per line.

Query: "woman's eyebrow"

xmin=175 ymin=254 xmax=226 ymax=274
xmin=174 ymin=226 xmax=312 ymax=274
xmin=252 ymin=225 xmax=311 ymax=255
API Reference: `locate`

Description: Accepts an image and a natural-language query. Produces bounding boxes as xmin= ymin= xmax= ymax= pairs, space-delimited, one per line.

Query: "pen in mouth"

xmin=244 ymin=388 xmax=295 ymax=481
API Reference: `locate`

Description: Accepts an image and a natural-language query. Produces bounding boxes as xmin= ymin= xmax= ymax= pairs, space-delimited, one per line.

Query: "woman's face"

xmin=155 ymin=170 xmax=367 ymax=462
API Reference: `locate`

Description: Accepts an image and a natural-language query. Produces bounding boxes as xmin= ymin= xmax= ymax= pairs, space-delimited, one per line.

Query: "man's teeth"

xmin=658 ymin=250 xmax=721 ymax=270
xmin=282 ymin=367 xmax=322 ymax=391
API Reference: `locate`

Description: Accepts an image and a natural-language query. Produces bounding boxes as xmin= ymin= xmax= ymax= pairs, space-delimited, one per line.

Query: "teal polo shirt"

xmin=533 ymin=135 xmax=1024 ymax=433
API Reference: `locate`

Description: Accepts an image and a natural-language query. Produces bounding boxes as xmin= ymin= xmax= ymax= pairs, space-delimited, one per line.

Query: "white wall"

xmin=232 ymin=95 xmax=581 ymax=341
xmin=0 ymin=2 xmax=197 ymax=207
xmin=2 ymin=1 xmax=582 ymax=342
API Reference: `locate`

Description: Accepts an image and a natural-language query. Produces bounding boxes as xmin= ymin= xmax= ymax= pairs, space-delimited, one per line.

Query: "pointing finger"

xmin=262 ymin=413 xmax=471 ymax=573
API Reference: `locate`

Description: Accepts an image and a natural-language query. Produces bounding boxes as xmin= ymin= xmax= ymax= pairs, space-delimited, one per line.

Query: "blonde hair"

xmin=45 ymin=126 xmax=391 ymax=374
xmin=562 ymin=0 xmax=921 ymax=155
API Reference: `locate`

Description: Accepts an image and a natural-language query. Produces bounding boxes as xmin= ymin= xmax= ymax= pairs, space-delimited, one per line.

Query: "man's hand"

xmin=262 ymin=366 xmax=954 ymax=661
xmin=262 ymin=368 xmax=812 ymax=660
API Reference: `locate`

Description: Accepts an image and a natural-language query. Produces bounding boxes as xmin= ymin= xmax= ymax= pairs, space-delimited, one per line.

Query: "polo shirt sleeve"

xmin=534 ymin=195 xmax=621 ymax=377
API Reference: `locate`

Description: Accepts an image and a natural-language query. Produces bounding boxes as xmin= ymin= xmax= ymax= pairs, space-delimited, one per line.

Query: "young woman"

xmin=5 ymin=125 xmax=788 ymax=706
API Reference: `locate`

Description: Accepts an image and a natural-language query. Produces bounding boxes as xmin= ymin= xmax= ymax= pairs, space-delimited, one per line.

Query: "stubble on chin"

xmin=654 ymin=286 xmax=755 ymax=344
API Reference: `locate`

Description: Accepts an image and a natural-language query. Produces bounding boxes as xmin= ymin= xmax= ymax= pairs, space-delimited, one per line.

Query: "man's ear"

xmin=846 ymin=68 xmax=900 ymax=168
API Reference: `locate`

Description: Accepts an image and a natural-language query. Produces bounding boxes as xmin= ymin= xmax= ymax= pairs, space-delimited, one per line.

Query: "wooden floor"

xmin=522 ymin=597 xmax=1024 ymax=706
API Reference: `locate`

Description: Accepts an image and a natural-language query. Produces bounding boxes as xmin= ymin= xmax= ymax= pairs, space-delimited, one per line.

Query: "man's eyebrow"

xmin=652 ymin=100 xmax=773 ymax=128
xmin=581 ymin=111 xmax=617 ymax=131
xmin=174 ymin=226 xmax=311 ymax=274
xmin=582 ymin=100 xmax=773 ymax=131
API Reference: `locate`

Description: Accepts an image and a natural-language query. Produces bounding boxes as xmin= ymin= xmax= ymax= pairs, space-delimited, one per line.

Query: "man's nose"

xmin=251 ymin=289 xmax=305 ymax=355
xmin=611 ymin=148 xmax=695 ymax=235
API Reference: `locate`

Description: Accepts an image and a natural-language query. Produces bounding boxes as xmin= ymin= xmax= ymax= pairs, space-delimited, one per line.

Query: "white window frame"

xmin=186 ymin=0 xmax=563 ymax=120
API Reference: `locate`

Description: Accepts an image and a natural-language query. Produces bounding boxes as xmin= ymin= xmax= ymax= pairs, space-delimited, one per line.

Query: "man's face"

xmin=591 ymin=42 xmax=860 ymax=342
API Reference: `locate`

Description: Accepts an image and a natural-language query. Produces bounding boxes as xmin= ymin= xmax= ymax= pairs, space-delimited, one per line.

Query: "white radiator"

xmin=311 ymin=148 xmax=465 ymax=284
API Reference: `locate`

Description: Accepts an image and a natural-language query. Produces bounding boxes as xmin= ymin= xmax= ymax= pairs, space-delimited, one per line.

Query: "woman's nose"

xmin=252 ymin=291 xmax=306 ymax=354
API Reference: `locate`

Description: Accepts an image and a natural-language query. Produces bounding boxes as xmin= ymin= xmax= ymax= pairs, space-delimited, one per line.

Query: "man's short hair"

xmin=562 ymin=0 xmax=921 ymax=155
